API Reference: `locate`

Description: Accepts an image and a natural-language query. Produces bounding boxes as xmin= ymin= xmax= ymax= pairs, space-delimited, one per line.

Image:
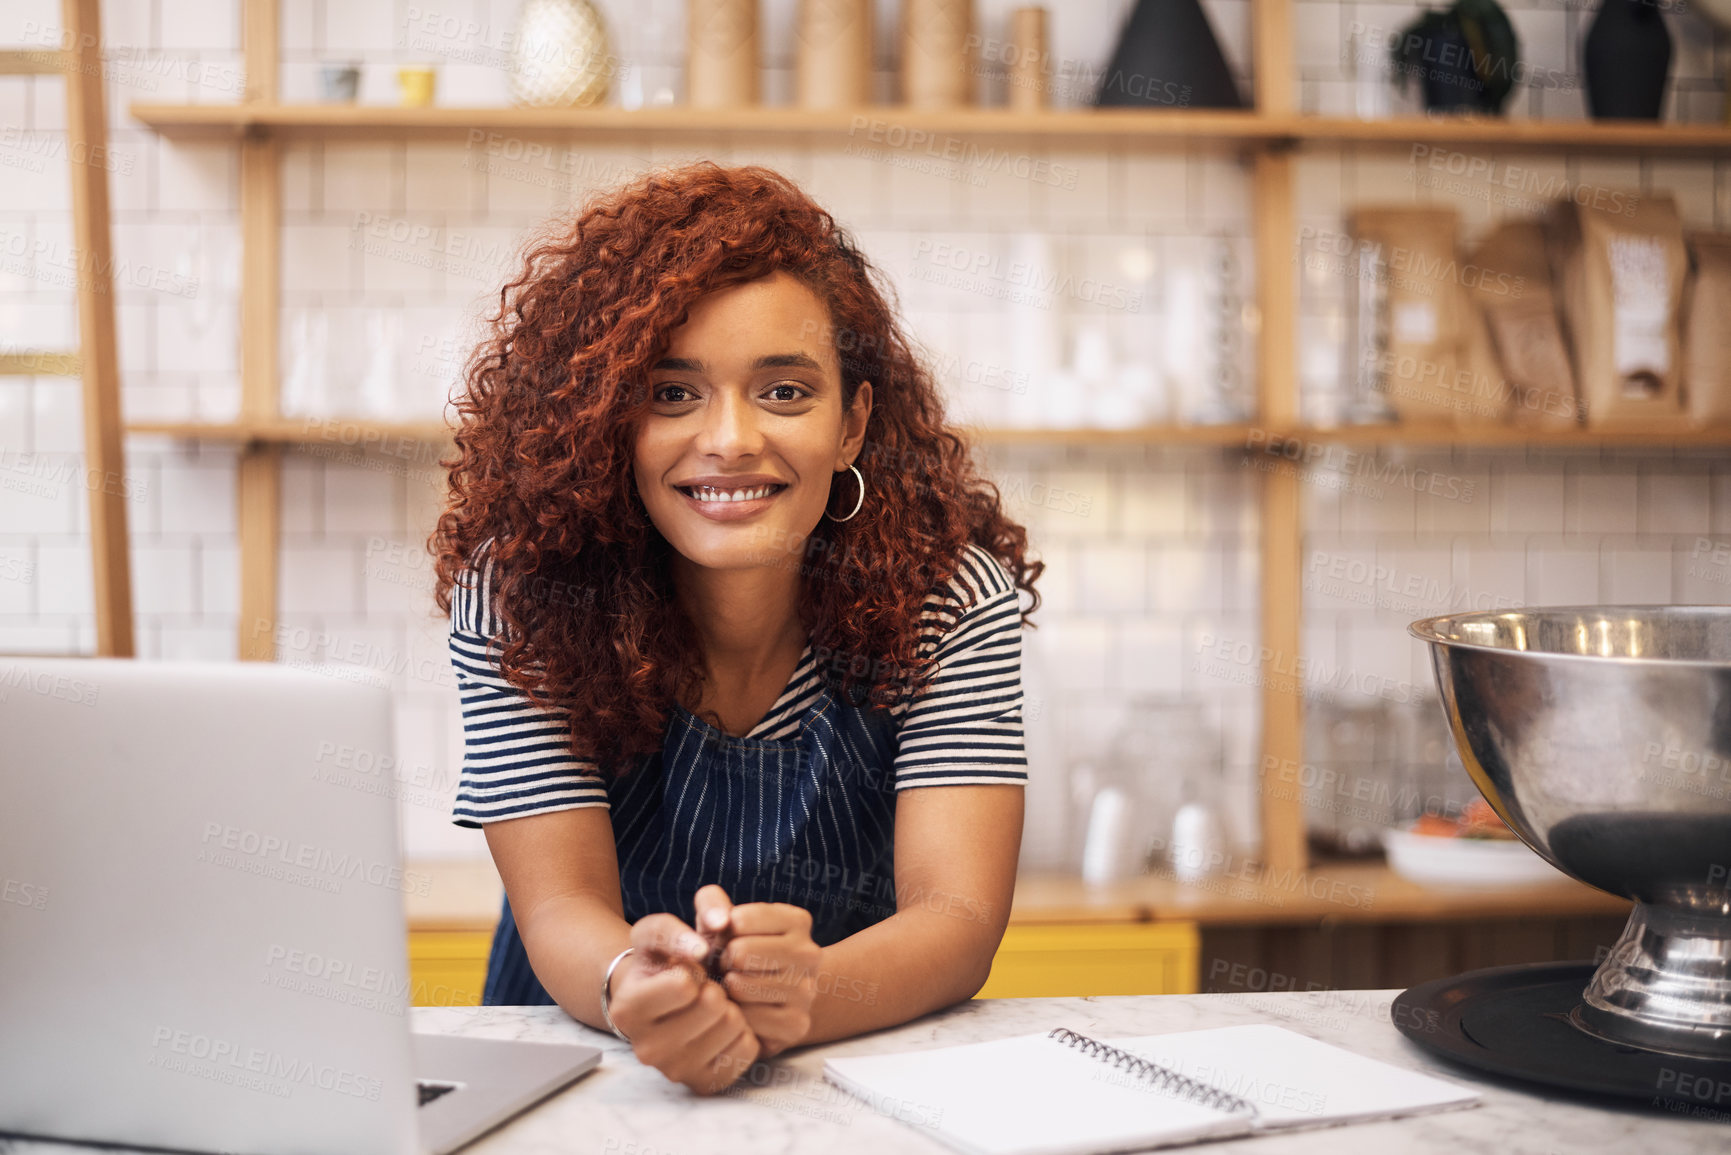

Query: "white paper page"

xmin=823 ymin=1032 xmax=1251 ymax=1155
xmin=1113 ymin=1024 xmax=1479 ymax=1130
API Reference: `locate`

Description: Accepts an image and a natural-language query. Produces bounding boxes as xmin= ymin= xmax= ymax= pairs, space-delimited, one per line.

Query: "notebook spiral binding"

xmin=1046 ymin=1028 xmax=1259 ymax=1118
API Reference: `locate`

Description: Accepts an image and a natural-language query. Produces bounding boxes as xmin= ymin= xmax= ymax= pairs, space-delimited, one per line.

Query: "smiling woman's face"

xmin=633 ymin=271 xmax=872 ymax=572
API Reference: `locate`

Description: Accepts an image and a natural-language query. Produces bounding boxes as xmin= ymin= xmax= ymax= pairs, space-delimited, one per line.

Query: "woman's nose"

xmin=695 ymin=390 xmax=763 ymax=457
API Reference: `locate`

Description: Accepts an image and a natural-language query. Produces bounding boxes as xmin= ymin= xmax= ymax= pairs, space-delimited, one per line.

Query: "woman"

xmin=432 ymin=162 xmax=1042 ymax=1094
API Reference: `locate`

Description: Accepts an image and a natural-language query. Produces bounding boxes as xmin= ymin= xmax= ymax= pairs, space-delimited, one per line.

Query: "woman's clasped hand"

xmin=604 ymin=884 xmax=824 ymax=1093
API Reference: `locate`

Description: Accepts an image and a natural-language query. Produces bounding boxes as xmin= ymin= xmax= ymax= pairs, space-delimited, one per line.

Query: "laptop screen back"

xmin=0 ymin=658 xmax=421 ymax=1155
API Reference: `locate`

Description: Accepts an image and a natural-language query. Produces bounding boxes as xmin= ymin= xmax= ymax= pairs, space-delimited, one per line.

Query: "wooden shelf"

xmin=127 ymin=102 xmax=1272 ymax=147
xmin=1292 ymin=114 xmax=1731 ymax=156
xmin=1278 ymin=422 xmax=1731 ymax=448
xmin=128 ymin=101 xmax=1731 ymax=155
xmin=1010 ymin=862 xmax=1631 ymax=927
xmin=975 ymin=423 xmax=1264 ymax=446
xmin=982 ymin=422 xmax=1731 ymax=449
xmin=127 ymin=417 xmax=455 ymax=444
xmin=125 ymin=418 xmax=1731 ymax=451
xmin=124 ymin=418 xmax=1264 ymax=448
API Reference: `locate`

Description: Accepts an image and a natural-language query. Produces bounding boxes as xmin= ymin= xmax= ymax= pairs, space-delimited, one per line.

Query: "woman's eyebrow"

xmin=649 ymin=352 xmax=822 ymax=372
xmin=752 ymin=352 xmax=824 ymax=371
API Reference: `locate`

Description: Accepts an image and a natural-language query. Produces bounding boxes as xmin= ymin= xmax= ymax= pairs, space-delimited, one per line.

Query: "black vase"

xmin=1583 ymin=0 xmax=1672 ymax=119
xmin=1094 ymin=0 xmax=1242 ymax=110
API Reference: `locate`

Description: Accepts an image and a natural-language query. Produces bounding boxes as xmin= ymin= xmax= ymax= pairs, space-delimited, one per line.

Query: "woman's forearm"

xmin=797 ymin=786 xmax=1023 ymax=1047
xmin=511 ymin=887 xmax=987 ymax=1045
xmin=512 ymin=883 xmax=1011 ymax=1048
xmin=514 ymin=891 xmax=636 ymax=1030
xmin=799 ymin=903 xmax=1006 ymax=1046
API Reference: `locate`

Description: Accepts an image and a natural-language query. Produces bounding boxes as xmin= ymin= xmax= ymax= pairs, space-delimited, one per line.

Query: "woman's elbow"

xmin=949 ymin=926 xmax=1008 ymax=1002
xmin=955 ymin=963 xmax=995 ymax=1002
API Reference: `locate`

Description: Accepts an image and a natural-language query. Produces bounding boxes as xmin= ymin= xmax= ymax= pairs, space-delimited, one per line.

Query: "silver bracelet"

xmin=600 ymin=947 xmax=636 ymax=1043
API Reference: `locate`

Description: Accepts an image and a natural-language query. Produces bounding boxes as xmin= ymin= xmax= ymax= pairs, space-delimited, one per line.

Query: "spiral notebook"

xmin=822 ymin=1023 xmax=1480 ymax=1155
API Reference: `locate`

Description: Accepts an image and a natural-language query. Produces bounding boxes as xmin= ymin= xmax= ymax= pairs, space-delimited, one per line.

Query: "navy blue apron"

xmin=483 ymin=679 xmax=901 ymax=1005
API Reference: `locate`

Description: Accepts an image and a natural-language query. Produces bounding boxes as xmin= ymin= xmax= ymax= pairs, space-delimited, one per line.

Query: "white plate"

xmin=1383 ymin=828 xmax=1568 ymax=888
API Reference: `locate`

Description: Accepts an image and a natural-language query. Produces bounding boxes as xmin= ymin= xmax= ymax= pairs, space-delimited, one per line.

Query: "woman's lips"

xmin=675 ymin=484 xmax=786 ymax=522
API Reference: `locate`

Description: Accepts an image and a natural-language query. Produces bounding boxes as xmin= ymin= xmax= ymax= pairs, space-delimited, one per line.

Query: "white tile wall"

xmin=1602 ymin=539 xmax=1675 ymax=604
xmin=1638 ymin=471 xmax=1712 ymax=535
xmin=1529 ymin=537 xmax=1602 ymax=604
xmin=1567 ymin=466 xmax=1640 ymax=534
xmin=4 ymin=0 xmax=1729 ymax=869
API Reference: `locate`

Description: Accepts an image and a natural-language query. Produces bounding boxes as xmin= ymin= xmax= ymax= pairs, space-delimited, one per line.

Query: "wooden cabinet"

xmin=407 ymin=931 xmax=492 ymax=1007
xmin=404 ymin=923 xmax=1203 ymax=1006
xmin=976 ymin=922 xmax=1200 ymax=998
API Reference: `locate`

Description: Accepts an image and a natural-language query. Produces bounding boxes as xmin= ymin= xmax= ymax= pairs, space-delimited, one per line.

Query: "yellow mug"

xmin=397 ymin=64 xmax=436 ymax=108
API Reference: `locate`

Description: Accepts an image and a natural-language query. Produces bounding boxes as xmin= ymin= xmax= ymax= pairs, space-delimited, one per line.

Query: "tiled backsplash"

xmin=2 ymin=0 xmax=1729 ymax=868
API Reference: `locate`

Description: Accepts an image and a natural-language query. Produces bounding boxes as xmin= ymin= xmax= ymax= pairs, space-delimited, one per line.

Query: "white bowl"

xmin=1382 ymin=828 xmax=1570 ymax=888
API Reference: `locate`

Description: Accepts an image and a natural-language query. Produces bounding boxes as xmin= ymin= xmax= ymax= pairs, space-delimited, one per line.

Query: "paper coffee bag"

xmin=1348 ymin=206 xmax=1462 ymax=422
xmin=1549 ymin=193 xmax=1687 ymax=428
xmin=1462 ymin=221 xmax=1580 ymax=427
xmin=1682 ymin=232 xmax=1731 ymax=427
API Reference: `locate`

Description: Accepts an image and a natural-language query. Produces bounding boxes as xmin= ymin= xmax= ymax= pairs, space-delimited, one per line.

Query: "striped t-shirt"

xmin=448 ymin=542 xmax=1029 ymax=828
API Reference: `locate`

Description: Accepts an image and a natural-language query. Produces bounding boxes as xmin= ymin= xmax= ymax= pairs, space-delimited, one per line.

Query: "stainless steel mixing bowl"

xmin=1410 ymin=607 xmax=1731 ymax=1060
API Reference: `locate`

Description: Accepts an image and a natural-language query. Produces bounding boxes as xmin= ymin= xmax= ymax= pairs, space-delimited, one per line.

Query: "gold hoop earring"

xmin=826 ymin=463 xmax=865 ymax=522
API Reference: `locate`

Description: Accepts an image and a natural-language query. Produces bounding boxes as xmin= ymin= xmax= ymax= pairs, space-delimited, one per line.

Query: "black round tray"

xmin=1393 ymin=961 xmax=1731 ymax=1113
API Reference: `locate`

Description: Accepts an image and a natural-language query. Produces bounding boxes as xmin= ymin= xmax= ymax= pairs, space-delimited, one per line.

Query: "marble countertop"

xmin=5 ymin=991 xmax=1724 ymax=1154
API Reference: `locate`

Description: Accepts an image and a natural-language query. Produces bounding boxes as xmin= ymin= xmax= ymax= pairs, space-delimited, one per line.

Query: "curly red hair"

xmin=431 ymin=161 xmax=1042 ymax=777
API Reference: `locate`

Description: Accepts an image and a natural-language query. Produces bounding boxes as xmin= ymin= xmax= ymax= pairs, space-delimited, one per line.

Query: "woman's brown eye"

xmin=768 ymin=384 xmax=804 ymax=401
xmin=656 ymin=384 xmax=693 ymax=403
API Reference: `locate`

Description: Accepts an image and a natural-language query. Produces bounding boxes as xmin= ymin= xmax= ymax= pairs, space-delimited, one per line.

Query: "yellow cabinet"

xmin=411 ymin=922 xmax=1200 ymax=1006
xmin=976 ymin=922 xmax=1200 ymax=998
xmin=408 ymin=931 xmax=492 ymax=1006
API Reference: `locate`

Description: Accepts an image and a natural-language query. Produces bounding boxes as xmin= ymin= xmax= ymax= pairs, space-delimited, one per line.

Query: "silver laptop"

xmin=0 ymin=657 xmax=600 ymax=1154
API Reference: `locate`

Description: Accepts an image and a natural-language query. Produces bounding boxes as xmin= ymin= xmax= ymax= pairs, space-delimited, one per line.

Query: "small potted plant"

xmin=1390 ymin=0 xmax=1520 ymax=115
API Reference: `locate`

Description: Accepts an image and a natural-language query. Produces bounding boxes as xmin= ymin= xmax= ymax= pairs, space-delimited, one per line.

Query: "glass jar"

xmin=1073 ymin=697 xmax=1222 ymax=878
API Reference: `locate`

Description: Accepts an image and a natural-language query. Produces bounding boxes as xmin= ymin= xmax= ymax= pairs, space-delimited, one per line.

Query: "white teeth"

xmin=686 ymin=484 xmax=777 ymax=503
